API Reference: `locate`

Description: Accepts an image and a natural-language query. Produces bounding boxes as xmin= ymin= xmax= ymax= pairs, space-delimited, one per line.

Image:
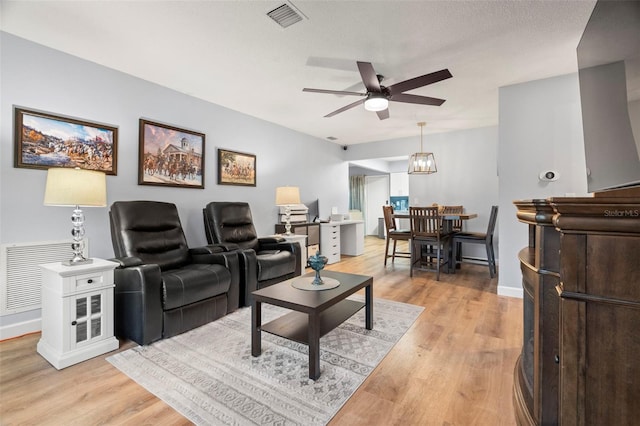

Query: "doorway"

xmin=364 ymin=175 xmax=389 ymax=236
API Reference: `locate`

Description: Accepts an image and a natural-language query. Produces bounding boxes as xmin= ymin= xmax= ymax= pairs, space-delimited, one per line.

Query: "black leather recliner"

xmin=203 ymin=201 xmax=301 ymax=306
xmin=109 ymin=200 xmax=241 ymax=345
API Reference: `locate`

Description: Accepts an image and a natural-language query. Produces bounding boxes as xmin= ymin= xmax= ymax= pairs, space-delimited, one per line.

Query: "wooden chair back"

xmin=442 ymin=205 xmax=464 ymax=232
xmin=382 ymin=205 xmax=397 ymax=234
xmin=409 ymin=206 xmax=441 ymax=238
xmin=485 ymin=205 xmax=499 ymax=241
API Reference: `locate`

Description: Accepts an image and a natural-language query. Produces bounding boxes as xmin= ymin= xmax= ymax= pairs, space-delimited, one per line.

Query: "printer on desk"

xmin=278 ymin=203 xmax=308 ymax=224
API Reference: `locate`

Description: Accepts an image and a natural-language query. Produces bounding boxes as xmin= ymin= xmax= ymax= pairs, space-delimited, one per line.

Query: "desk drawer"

xmin=321 ymin=224 xmax=341 ymax=264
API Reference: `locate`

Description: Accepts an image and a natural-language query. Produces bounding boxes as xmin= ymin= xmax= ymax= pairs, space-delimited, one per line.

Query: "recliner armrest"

xmin=258 ymin=236 xmax=285 ymax=244
xmin=259 ymin=240 xmax=298 ymax=253
xmin=190 ymin=244 xmax=239 ymax=254
xmin=112 ymin=262 xmax=163 ymax=345
xmin=212 ymin=243 xmax=240 ymax=252
xmin=259 ymin=241 xmax=302 ymax=277
xmin=234 ymin=248 xmax=258 ymax=307
xmin=109 ymin=256 xmax=143 ymax=268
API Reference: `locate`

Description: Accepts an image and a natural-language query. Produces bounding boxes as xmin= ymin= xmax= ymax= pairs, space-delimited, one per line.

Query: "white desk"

xmin=320 ymin=220 xmax=364 ymax=264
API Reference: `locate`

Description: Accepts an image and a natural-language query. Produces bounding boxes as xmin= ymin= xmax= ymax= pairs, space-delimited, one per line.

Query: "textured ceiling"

xmin=1 ymin=0 xmax=596 ymax=145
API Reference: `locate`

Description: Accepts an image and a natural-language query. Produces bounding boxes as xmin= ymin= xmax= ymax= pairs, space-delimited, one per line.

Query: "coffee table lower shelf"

xmin=260 ymin=299 xmax=365 ymax=344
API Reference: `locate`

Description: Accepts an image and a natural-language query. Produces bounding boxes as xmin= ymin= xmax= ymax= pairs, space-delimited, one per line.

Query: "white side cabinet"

xmin=320 ymin=223 xmax=341 ymax=264
xmin=37 ymin=258 xmax=119 ymax=369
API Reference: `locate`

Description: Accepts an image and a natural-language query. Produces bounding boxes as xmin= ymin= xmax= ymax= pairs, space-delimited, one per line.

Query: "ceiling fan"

xmin=303 ymin=61 xmax=452 ymax=120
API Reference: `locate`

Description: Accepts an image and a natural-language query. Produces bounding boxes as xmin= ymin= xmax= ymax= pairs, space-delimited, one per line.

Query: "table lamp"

xmin=43 ymin=167 xmax=107 ymax=266
xmin=275 ymin=186 xmax=300 ymax=235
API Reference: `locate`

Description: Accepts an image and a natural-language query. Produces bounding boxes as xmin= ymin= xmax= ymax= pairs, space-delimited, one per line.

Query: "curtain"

xmin=349 ymin=175 xmax=365 ymax=211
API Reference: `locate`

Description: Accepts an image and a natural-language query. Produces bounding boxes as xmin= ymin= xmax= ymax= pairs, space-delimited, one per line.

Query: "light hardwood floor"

xmin=0 ymin=236 xmax=522 ymax=425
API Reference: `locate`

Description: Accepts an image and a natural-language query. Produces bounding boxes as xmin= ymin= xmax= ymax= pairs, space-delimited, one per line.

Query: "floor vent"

xmin=0 ymin=240 xmax=88 ymax=315
xmin=267 ymin=2 xmax=306 ymax=28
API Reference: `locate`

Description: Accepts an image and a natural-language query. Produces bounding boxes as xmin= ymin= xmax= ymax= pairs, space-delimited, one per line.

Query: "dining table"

xmin=392 ymin=211 xmax=477 ymax=274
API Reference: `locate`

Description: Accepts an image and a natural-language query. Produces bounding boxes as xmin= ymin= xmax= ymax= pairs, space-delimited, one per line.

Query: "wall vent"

xmin=0 ymin=240 xmax=89 ymax=315
xmin=267 ymin=2 xmax=306 ymax=28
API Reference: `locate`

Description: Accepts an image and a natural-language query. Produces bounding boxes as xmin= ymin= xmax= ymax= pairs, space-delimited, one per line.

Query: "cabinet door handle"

xmin=71 ymin=321 xmax=77 ymax=326
xmin=87 ymin=279 xmax=93 ymax=284
xmin=554 ymin=354 xmax=560 ymax=364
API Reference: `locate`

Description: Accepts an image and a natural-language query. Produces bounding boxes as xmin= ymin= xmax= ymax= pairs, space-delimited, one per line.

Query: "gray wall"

xmin=0 ymin=32 xmax=592 ymax=334
xmin=498 ymin=73 xmax=588 ymax=297
xmin=347 ymin=72 xmax=590 ymax=298
xmin=346 ymin=126 xmax=500 ymax=263
xmin=0 ymin=33 xmax=349 ymax=331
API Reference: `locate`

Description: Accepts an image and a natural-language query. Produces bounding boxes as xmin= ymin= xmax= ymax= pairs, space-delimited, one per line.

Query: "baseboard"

xmin=0 ymin=317 xmax=41 ymax=341
xmin=498 ymin=285 xmax=523 ymax=299
xmin=461 ymin=256 xmax=494 ymax=265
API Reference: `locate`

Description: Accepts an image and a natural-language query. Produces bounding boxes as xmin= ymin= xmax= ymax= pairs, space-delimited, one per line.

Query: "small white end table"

xmin=37 ymin=258 xmax=119 ymax=369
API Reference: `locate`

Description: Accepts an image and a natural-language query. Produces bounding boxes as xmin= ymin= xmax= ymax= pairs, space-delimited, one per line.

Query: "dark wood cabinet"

xmin=513 ymin=196 xmax=640 ymax=425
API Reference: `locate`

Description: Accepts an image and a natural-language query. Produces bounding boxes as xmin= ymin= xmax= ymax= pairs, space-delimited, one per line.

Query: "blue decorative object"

xmin=308 ymin=251 xmax=328 ymax=285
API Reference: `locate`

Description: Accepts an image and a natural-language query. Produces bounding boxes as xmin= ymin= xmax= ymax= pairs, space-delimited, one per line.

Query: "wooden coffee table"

xmin=251 ymin=270 xmax=373 ymax=380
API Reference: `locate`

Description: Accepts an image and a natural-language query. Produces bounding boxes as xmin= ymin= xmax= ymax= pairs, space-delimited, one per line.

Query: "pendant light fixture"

xmin=408 ymin=122 xmax=437 ymax=174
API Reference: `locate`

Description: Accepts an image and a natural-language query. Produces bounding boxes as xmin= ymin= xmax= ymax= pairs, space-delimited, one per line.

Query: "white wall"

xmin=0 ymin=33 xmax=349 ymax=333
xmin=498 ymin=73 xmax=588 ymax=297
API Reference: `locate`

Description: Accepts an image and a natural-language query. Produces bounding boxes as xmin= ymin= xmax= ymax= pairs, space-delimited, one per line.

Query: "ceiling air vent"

xmin=267 ymin=2 xmax=306 ymax=28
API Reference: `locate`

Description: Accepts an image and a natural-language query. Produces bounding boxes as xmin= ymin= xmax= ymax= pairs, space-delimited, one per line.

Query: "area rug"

xmin=107 ymin=295 xmax=423 ymax=425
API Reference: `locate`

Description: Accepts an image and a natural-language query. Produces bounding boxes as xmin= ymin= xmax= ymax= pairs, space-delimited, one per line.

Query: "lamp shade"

xmin=44 ymin=167 xmax=107 ymax=207
xmin=407 ymin=121 xmax=437 ymax=174
xmin=275 ymin=186 xmax=301 ymax=205
xmin=408 ymin=152 xmax=438 ymax=174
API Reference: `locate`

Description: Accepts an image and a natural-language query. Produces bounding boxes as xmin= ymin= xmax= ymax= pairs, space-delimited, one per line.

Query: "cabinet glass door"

xmin=71 ymin=291 xmax=104 ymax=347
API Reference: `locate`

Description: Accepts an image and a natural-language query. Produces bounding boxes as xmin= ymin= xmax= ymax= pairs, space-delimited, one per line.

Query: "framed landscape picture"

xmin=218 ymin=148 xmax=256 ymax=186
xmin=14 ymin=108 xmax=118 ymax=174
xmin=138 ymin=119 xmax=205 ymax=189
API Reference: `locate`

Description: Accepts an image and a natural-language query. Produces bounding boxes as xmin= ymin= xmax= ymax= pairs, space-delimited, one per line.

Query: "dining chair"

xmin=452 ymin=205 xmax=498 ymax=278
xmin=409 ymin=206 xmax=450 ymax=280
xmin=382 ymin=205 xmax=411 ymax=265
xmin=442 ymin=205 xmax=464 ymax=263
xmin=441 ymin=205 xmax=464 ymax=232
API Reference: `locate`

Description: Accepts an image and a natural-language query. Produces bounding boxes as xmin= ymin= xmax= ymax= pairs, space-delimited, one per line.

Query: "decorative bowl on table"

xmin=308 ymin=251 xmax=328 ymax=285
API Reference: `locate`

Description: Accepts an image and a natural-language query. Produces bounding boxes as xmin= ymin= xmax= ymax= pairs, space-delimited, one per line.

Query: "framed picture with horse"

xmin=217 ymin=148 xmax=256 ymax=187
xmin=138 ymin=119 xmax=205 ymax=189
xmin=14 ymin=107 xmax=118 ymax=174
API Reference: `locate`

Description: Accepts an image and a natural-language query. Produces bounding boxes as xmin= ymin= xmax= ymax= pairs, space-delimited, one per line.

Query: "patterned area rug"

xmin=107 ymin=295 xmax=423 ymax=425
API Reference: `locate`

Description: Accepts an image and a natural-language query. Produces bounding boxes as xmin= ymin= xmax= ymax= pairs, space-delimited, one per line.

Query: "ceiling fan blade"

xmin=357 ymin=61 xmax=382 ymax=93
xmin=324 ymin=98 xmax=366 ymax=118
xmin=390 ymin=93 xmax=446 ymax=106
xmin=388 ymin=69 xmax=452 ymax=95
xmin=376 ymin=109 xmax=390 ymax=120
xmin=303 ymin=88 xmax=366 ymax=96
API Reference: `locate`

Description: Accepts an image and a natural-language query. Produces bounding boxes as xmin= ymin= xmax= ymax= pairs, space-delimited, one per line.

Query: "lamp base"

xmin=63 ymin=257 xmax=93 ymax=267
xmin=284 ymin=206 xmax=292 ymax=235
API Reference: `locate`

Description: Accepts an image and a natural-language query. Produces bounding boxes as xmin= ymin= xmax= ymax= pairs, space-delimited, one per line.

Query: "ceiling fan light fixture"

xmin=408 ymin=122 xmax=437 ymax=174
xmin=364 ymin=95 xmax=388 ymax=112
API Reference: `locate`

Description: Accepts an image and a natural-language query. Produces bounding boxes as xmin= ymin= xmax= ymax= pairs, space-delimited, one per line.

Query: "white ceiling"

xmin=0 ymin=0 xmax=596 ymax=145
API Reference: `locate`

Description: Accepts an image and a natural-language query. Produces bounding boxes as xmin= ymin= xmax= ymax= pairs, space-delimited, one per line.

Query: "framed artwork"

xmin=138 ymin=119 xmax=205 ymax=189
xmin=14 ymin=107 xmax=118 ymax=174
xmin=218 ymin=148 xmax=256 ymax=187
